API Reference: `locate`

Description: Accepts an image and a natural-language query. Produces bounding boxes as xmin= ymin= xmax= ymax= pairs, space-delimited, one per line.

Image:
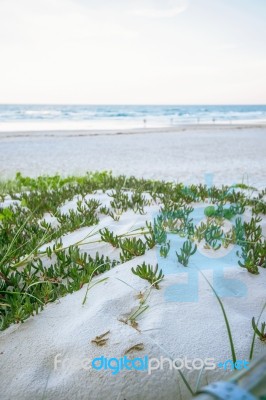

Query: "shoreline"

xmin=0 ymin=123 xmax=266 ymax=138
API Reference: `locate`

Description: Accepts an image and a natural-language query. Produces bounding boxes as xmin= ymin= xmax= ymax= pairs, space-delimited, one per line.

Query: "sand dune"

xmin=0 ymin=192 xmax=266 ymax=399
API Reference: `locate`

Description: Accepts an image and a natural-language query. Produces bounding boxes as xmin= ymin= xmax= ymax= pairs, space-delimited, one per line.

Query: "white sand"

xmin=0 ymin=193 xmax=266 ymax=400
xmin=0 ymin=124 xmax=266 ymax=187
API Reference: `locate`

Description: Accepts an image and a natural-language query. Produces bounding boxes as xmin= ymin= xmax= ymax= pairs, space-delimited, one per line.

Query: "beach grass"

xmin=0 ymin=171 xmax=265 ymax=344
xmin=1 ymin=171 xmax=266 ymax=398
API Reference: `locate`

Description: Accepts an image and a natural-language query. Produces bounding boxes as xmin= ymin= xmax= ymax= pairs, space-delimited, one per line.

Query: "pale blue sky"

xmin=0 ymin=0 xmax=265 ymax=104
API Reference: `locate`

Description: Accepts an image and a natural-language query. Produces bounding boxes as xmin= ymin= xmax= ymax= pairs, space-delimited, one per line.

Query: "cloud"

xmin=131 ymin=0 xmax=188 ymax=18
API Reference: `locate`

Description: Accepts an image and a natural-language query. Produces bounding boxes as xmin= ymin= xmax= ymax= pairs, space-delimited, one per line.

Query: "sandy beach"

xmin=0 ymin=124 xmax=266 ymax=187
xmin=1 ymin=0 xmax=266 ymax=398
xmin=1 ymin=125 xmax=266 ymax=399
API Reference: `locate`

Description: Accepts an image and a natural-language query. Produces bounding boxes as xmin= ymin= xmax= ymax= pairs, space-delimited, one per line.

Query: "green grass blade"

xmin=198 ymin=269 xmax=237 ymax=364
xmin=249 ymin=301 xmax=266 ymax=360
xmin=0 ymin=290 xmax=45 ymax=305
xmin=82 ymin=263 xmax=107 ymax=305
xmin=195 ymin=366 xmax=205 ymax=393
xmin=176 ymin=367 xmax=195 ymax=396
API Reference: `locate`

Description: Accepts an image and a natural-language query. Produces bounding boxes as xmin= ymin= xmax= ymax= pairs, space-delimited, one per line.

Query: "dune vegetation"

xmin=0 ymin=171 xmax=265 ymax=333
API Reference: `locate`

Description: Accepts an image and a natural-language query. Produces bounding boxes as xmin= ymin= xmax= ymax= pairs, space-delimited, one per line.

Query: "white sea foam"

xmin=0 ymin=105 xmax=266 ymax=132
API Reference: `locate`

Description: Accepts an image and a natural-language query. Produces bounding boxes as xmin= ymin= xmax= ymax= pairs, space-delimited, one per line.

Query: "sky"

xmin=0 ymin=0 xmax=265 ymax=104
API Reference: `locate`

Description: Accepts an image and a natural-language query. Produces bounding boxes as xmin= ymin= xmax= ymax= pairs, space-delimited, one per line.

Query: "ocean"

xmin=0 ymin=104 xmax=266 ymax=131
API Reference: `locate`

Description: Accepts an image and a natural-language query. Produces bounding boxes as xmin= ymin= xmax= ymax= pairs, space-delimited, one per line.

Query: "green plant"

xmin=0 ymin=240 xmax=116 ymax=329
xmin=144 ymin=219 xmax=168 ymax=249
xmin=160 ymin=206 xmax=194 ymax=237
xmin=193 ymin=221 xmax=207 ymax=242
xmin=204 ymin=223 xmax=223 ymax=250
xmin=119 ymin=237 xmax=146 ymax=262
xmin=237 ymin=216 xmax=266 ymax=274
xmin=131 ymin=191 xmax=149 ymax=214
xmin=100 ymin=228 xmax=119 ymax=247
xmin=107 ymin=210 xmax=121 ymax=221
xmin=160 ymin=241 xmax=170 ymax=258
xmin=109 ymin=190 xmax=130 ymax=212
xmin=127 ymin=304 xmax=149 ymax=329
xmin=251 ymin=317 xmax=266 ymax=342
xmin=117 ymin=277 xmax=152 ymax=331
xmin=176 ymin=240 xmax=197 ymax=267
xmin=82 ymin=265 xmax=109 ymax=305
xmin=153 ymin=218 xmax=168 ymax=244
xmin=0 ymin=172 xmax=265 ymax=332
xmin=249 ymin=302 xmax=266 ymax=360
xmin=131 ymin=262 xmax=164 ymax=289
xmin=144 ymin=222 xmax=157 ymax=249
xmin=57 ymin=200 xmax=99 ymax=233
xmin=204 ymin=203 xmax=245 ymax=220
xmin=252 ymin=200 xmax=266 ymax=215
xmin=234 ymin=217 xmax=245 ymax=244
